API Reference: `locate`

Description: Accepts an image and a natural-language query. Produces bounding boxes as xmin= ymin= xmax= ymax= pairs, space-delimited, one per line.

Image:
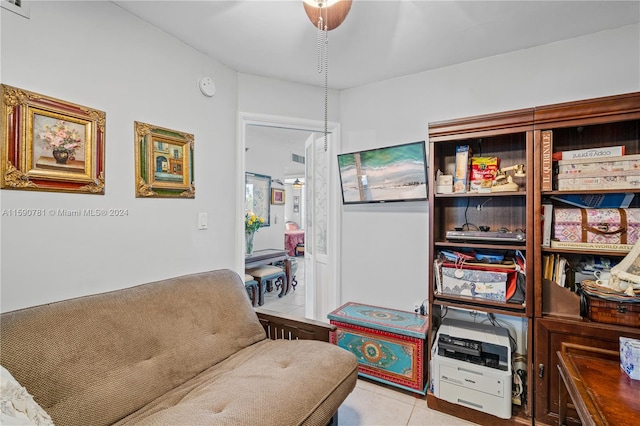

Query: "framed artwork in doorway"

xmin=271 ymin=188 xmax=285 ymax=205
xmin=246 ymin=172 xmax=271 ymax=226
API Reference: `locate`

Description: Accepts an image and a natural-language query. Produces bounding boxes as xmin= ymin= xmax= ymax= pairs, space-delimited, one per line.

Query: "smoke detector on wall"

xmin=198 ymin=77 xmax=216 ymax=97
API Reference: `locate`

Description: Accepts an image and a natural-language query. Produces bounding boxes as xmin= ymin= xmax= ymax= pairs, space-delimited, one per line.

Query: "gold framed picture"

xmin=271 ymin=188 xmax=285 ymax=205
xmin=134 ymin=121 xmax=194 ymax=198
xmin=1 ymin=84 xmax=106 ymax=194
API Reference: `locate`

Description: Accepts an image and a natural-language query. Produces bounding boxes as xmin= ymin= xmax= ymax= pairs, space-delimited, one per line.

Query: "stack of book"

xmin=540 ymin=131 xmax=640 ymax=191
xmin=543 ymin=254 xmax=572 ymax=289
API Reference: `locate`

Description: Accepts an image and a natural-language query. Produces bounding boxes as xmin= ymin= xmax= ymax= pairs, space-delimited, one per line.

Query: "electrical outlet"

xmin=413 ymin=303 xmax=421 ymax=313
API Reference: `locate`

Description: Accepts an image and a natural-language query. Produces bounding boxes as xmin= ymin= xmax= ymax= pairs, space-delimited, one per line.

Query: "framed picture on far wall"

xmin=246 ymin=172 xmax=270 ymax=226
xmin=0 ymin=84 xmax=106 ymax=194
xmin=134 ymin=121 xmax=195 ymax=198
xmin=271 ymin=188 xmax=285 ymax=205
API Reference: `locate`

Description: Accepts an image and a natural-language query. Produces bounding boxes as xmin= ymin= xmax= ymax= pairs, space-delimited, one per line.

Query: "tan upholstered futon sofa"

xmin=0 ymin=269 xmax=358 ymax=425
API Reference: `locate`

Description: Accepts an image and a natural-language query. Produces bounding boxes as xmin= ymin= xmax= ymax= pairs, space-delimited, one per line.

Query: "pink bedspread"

xmin=285 ymin=230 xmax=305 ymax=256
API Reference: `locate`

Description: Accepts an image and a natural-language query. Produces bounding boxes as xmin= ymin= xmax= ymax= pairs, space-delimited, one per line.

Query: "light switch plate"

xmin=198 ymin=212 xmax=208 ymax=229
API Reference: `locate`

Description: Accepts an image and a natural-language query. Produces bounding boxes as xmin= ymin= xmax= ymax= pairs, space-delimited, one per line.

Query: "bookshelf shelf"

xmin=533 ymin=92 xmax=640 ymax=425
xmin=541 ymin=247 xmax=630 ymax=257
xmin=427 ymin=109 xmax=534 ymax=423
xmin=544 ymin=189 xmax=638 ymax=196
xmin=434 ymin=295 xmax=527 ymax=316
xmin=434 ymin=191 xmax=526 ymax=198
xmin=435 ymin=241 xmax=527 ymax=251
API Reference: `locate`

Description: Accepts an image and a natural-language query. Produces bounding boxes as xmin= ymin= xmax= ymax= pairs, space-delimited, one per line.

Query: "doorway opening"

xmin=237 ymin=113 xmax=341 ymax=321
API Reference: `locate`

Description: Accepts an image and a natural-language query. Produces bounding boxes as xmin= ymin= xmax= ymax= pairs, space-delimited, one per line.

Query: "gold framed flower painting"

xmin=0 ymin=84 xmax=106 ymax=194
xmin=134 ymin=121 xmax=195 ymax=198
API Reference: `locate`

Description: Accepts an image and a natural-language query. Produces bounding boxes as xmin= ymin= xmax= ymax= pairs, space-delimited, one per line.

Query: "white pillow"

xmin=1 ymin=366 xmax=54 ymax=425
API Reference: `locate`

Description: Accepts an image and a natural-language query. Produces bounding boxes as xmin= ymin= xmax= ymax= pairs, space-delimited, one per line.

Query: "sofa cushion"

xmin=113 ymin=339 xmax=358 ymax=426
xmin=0 ymin=365 xmax=54 ymax=425
xmin=0 ymin=270 xmax=266 ymax=426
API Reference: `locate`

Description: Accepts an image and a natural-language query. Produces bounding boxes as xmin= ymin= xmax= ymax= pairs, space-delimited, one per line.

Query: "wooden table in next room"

xmin=245 ymin=249 xmax=292 ymax=297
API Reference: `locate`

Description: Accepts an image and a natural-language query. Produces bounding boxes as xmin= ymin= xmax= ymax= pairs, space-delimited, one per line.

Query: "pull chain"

xmin=316 ymin=16 xmax=324 ymax=73
xmin=323 ymin=16 xmax=328 ymax=152
xmin=315 ymin=5 xmax=330 ymax=152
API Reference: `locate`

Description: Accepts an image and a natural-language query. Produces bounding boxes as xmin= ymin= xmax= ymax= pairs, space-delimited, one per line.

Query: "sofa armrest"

xmin=255 ymin=308 xmax=336 ymax=342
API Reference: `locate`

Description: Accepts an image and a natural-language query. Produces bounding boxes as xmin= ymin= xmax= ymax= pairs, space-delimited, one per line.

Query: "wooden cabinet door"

xmin=534 ymin=317 xmax=640 ymax=425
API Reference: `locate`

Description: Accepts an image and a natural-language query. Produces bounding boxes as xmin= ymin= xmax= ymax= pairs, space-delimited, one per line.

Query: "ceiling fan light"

xmin=302 ymin=0 xmax=339 ymax=8
xmin=303 ymin=0 xmax=352 ymax=31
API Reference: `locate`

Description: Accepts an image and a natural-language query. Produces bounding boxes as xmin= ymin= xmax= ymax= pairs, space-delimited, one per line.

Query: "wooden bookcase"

xmin=532 ymin=92 xmax=640 ymax=425
xmin=427 ymin=109 xmax=535 ymax=424
xmin=427 ymin=91 xmax=640 ymax=425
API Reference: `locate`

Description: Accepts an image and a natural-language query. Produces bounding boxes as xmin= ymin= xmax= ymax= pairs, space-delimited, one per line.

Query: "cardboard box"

xmin=555 ymin=145 xmax=625 ymax=161
xmin=556 ymin=172 xmax=640 ymax=191
xmin=555 ymin=154 xmax=640 ymax=190
xmin=436 ymin=173 xmax=453 ymax=194
xmin=553 ymin=208 xmax=640 ymax=245
xmin=469 ymin=157 xmax=499 ymax=193
xmin=453 ymin=145 xmax=470 ymax=193
xmin=620 ymin=337 xmax=640 ymax=380
xmin=441 ymin=266 xmax=508 ymax=301
xmin=556 ymin=153 xmax=640 ymax=175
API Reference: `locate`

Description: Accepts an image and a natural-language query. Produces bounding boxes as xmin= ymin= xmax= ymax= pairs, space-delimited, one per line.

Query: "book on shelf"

xmin=542 ymin=253 xmax=570 ymax=288
xmin=434 ymin=259 xmax=443 ymax=294
xmin=555 ymin=256 xmax=568 ymax=287
xmin=550 ymin=240 xmax=633 ymax=253
xmin=542 ymin=203 xmax=553 ymax=247
xmin=541 ymin=130 xmax=553 ymax=191
xmin=543 ymin=254 xmax=552 ymax=280
xmin=551 ymin=145 xmax=626 ymax=161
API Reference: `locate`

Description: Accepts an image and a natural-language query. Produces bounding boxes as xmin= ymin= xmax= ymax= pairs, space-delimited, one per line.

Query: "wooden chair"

xmin=246 ymin=266 xmax=286 ymax=306
xmin=244 ymin=274 xmax=259 ymax=306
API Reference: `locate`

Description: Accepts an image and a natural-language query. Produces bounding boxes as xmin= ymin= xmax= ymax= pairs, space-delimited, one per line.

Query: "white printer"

xmin=431 ymin=318 xmax=512 ymax=419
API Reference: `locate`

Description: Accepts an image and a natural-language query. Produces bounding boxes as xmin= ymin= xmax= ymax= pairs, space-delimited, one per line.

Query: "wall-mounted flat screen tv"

xmin=337 ymin=141 xmax=428 ymax=204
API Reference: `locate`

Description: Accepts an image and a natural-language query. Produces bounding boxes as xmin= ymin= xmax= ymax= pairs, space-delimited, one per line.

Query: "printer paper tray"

xmin=439 ymin=380 xmax=512 ymax=420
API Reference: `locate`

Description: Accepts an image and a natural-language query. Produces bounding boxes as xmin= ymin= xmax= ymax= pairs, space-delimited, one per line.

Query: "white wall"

xmin=285 ymin=181 xmax=305 ymax=227
xmin=0 ymin=1 xmax=239 ymax=312
xmin=238 ymin=74 xmax=340 ymax=123
xmin=2 ymin=2 xmax=638 ymax=320
xmin=339 ymin=24 xmax=640 ymax=313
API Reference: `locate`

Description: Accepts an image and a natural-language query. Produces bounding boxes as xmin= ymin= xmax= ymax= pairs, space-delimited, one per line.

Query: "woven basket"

xmin=579 ymin=280 xmax=640 ymax=327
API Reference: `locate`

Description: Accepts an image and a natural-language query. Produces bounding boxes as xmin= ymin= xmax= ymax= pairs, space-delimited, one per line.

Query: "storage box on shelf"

xmin=427 ymin=109 xmax=535 ymax=423
xmin=533 ymin=91 xmax=640 ymax=425
xmin=554 ymin=153 xmax=640 ymax=191
xmin=553 ymin=208 xmax=640 ymax=245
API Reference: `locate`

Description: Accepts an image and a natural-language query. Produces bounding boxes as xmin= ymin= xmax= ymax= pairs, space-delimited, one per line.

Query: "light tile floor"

xmin=260 ymin=261 xmax=479 ymax=426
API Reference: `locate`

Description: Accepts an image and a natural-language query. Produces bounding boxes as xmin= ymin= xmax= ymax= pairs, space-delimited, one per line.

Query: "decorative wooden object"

xmin=328 ymin=302 xmax=428 ymax=394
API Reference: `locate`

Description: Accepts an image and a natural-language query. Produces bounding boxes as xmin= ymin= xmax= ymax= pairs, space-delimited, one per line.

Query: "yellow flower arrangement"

xmin=245 ymin=212 xmax=265 ymax=234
